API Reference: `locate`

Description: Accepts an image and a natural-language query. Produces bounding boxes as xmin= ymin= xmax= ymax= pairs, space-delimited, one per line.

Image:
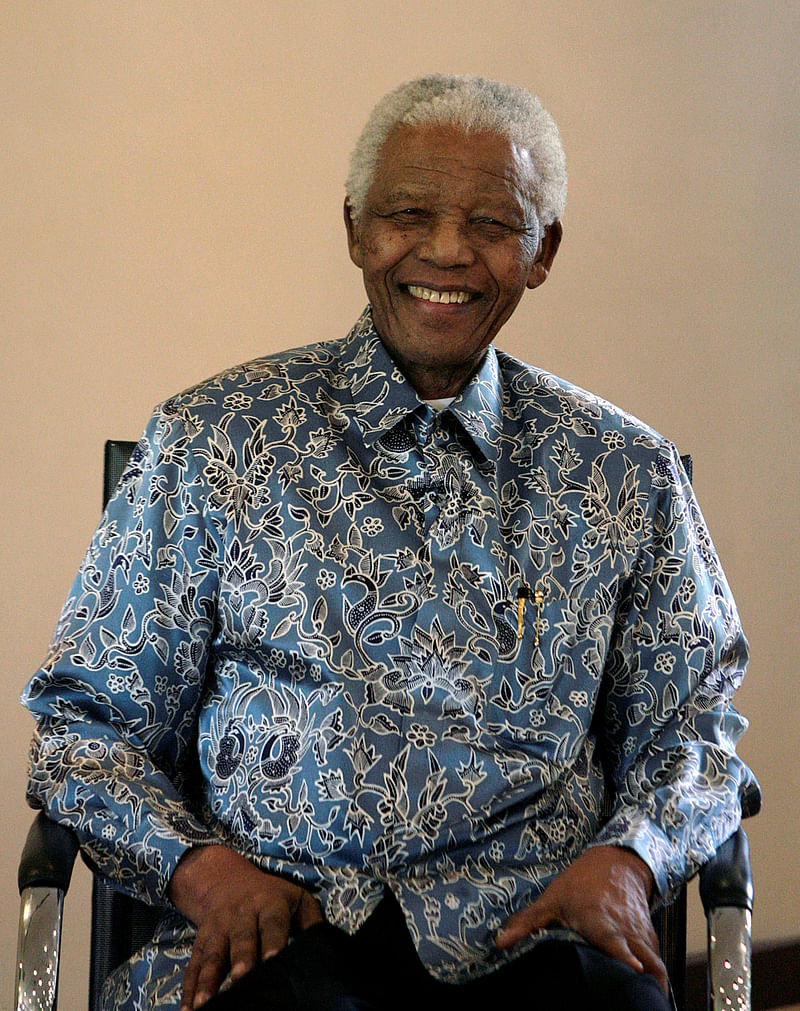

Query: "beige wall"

xmin=3 ymin=2 xmax=797 ymax=1005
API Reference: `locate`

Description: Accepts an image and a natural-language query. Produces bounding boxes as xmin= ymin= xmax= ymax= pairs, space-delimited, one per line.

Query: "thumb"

xmin=495 ymin=897 xmax=554 ymax=950
xmin=294 ymin=890 xmax=324 ymax=932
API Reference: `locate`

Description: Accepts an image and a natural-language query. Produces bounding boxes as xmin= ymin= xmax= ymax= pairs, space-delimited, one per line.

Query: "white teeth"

xmin=407 ymin=285 xmax=472 ymax=304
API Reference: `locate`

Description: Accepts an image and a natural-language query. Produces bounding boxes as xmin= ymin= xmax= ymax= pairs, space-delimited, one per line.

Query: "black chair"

xmin=16 ymin=441 xmax=759 ymax=1011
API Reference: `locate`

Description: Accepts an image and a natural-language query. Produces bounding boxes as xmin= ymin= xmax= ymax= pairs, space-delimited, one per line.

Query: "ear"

xmin=344 ymin=198 xmax=364 ymax=268
xmin=526 ymin=219 xmax=563 ymax=290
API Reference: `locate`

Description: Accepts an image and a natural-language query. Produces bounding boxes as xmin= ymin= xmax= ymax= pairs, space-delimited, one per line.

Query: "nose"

xmin=417 ymin=217 xmax=475 ymax=268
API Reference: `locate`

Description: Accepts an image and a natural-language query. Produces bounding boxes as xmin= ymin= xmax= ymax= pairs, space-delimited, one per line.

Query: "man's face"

xmin=345 ymin=123 xmax=560 ymax=398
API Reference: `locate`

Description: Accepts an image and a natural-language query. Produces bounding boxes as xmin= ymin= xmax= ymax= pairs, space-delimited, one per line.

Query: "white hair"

xmin=345 ymin=74 xmax=567 ymax=228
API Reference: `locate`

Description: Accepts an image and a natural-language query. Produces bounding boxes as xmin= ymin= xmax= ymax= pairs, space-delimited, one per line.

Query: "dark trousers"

xmin=204 ymin=893 xmax=673 ymax=1011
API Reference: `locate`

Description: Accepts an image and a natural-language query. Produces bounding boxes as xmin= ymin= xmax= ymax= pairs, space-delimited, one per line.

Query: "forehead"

xmin=370 ymin=124 xmax=537 ymax=210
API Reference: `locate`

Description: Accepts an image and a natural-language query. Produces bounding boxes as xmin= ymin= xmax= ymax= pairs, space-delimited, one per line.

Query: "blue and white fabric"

xmin=22 ymin=307 xmax=756 ymax=1004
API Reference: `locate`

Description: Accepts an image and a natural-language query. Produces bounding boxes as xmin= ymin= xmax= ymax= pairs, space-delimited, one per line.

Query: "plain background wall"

xmin=3 ymin=2 xmax=798 ymax=1005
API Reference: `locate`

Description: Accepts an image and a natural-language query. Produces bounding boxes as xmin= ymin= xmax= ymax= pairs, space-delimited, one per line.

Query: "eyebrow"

xmin=377 ymin=186 xmax=527 ymax=213
xmin=378 ymin=187 xmax=427 ymax=205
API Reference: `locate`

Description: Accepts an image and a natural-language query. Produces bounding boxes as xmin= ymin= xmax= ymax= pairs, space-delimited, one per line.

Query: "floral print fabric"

xmin=22 ymin=308 xmax=756 ymax=1002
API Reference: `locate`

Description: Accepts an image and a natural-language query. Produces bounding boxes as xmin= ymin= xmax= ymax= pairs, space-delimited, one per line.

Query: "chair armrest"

xmin=18 ymin=809 xmax=80 ymax=893
xmin=740 ymin=781 xmax=761 ymax=819
xmin=699 ymin=827 xmax=753 ymax=915
xmin=700 ymin=828 xmax=753 ymax=1011
xmin=16 ymin=886 xmax=66 ymax=1011
xmin=15 ymin=812 xmax=80 ymax=1011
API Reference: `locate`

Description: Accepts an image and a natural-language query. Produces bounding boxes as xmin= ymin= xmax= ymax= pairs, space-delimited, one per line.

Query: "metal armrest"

xmin=15 ymin=811 xmax=80 ymax=1011
xmin=699 ymin=827 xmax=753 ymax=915
xmin=699 ymin=828 xmax=753 ymax=1011
xmin=18 ymin=810 xmax=80 ymax=893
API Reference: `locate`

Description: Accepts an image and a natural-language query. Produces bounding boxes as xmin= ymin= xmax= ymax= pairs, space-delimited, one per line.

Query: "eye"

xmin=472 ymin=216 xmax=514 ymax=233
xmin=391 ymin=207 xmax=427 ymax=221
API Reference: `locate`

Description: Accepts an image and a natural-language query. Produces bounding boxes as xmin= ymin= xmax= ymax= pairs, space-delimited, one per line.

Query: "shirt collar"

xmin=339 ymin=306 xmax=504 ymax=464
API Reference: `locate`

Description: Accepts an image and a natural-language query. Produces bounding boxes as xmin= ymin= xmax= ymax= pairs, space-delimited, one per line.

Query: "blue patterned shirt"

xmin=23 ymin=308 xmax=756 ymax=993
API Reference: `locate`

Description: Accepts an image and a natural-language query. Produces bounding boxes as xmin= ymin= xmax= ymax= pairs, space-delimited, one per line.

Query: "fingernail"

xmin=193 ymin=993 xmax=208 ymax=1008
xmin=231 ymin=961 xmax=247 ymax=980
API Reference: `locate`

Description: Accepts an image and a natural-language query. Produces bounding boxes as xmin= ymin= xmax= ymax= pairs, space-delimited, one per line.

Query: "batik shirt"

xmin=23 ymin=307 xmax=756 ymax=994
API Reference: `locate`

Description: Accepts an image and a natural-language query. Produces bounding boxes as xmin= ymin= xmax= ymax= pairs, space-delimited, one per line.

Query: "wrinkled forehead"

xmin=372 ymin=123 xmax=539 ymax=213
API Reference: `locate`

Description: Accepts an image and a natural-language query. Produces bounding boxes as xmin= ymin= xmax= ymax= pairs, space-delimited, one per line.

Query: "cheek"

xmin=494 ymin=252 xmax=536 ymax=297
xmin=360 ymin=227 xmax=412 ymax=271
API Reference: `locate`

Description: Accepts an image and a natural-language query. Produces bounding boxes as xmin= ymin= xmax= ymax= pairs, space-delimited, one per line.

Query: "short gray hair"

xmin=345 ymin=74 xmax=567 ymax=228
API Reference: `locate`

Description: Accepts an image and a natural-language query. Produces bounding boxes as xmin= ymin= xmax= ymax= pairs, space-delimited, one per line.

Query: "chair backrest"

xmin=643 ymin=453 xmax=692 ymax=1011
xmin=89 ymin=879 xmax=163 ymax=1011
xmin=89 ymin=441 xmax=163 ymax=1011
xmin=87 ymin=441 xmax=696 ymax=1009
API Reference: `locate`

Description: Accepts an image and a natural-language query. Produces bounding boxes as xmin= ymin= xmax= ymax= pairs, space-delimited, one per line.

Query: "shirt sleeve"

xmin=591 ymin=439 xmax=760 ymax=903
xmin=21 ymin=401 xmax=224 ymax=905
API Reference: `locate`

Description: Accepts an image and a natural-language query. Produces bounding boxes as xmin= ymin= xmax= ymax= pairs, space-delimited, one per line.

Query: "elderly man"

xmin=22 ymin=75 xmax=756 ymax=1011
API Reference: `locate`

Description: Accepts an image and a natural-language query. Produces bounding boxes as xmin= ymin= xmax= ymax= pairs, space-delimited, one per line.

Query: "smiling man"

xmin=23 ymin=75 xmax=756 ymax=1011
xmin=345 ymin=123 xmax=560 ymax=399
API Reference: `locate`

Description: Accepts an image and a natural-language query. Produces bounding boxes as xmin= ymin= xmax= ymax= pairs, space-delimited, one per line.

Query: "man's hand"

xmin=495 ymin=845 xmax=669 ymax=996
xmin=168 ymin=845 xmax=324 ymax=1010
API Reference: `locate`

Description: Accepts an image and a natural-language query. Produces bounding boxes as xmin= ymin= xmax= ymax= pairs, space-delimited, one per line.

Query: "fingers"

xmin=257 ymin=895 xmax=294 ymax=960
xmin=624 ymin=913 xmax=669 ymax=994
xmin=497 ymin=913 xmax=668 ymax=998
xmin=497 ymin=905 xmax=669 ymax=998
xmin=178 ymin=876 xmax=323 ymax=1010
xmin=609 ymin=931 xmax=669 ymax=996
xmin=295 ymin=889 xmax=325 ymax=932
xmin=180 ymin=929 xmax=231 ymax=1010
xmin=494 ymin=849 xmax=670 ymax=998
xmin=495 ymin=899 xmax=553 ymax=950
xmin=629 ymin=935 xmax=670 ymax=996
xmin=228 ymin=910 xmax=263 ymax=983
xmin=180 ymin=908 xmax=295 ymax=1010
xmin=256 ymin=878 xmax=324 ymax=957
xmin=170 ymin=848 xmax=325 ymax=1009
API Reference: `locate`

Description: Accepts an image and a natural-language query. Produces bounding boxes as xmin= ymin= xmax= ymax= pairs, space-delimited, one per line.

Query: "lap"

xmin=203 ymin=894 xmax=673 ymax=1011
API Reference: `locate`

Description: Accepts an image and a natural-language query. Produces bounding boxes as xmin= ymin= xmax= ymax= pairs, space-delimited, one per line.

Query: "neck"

xmin=398 ymin=358 xmax=483 ymax=400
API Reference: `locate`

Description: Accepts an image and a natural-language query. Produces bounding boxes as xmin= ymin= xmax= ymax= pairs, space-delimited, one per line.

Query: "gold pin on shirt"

xmin=533 ymin=587 xmax=544 ymax=646
xmin=517 ymin=585 xmax=546 ymax=644
xmin=516 ymin=585 xmax=530 ymax=639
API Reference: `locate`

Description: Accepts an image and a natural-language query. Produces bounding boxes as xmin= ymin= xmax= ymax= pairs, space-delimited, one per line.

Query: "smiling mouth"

xmin=406 ymin=284 xmax=474 ymax=305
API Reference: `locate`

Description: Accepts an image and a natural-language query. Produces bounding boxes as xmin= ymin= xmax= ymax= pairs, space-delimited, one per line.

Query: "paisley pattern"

xmin=22 ymin=307 xmax=756 ymax=1005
